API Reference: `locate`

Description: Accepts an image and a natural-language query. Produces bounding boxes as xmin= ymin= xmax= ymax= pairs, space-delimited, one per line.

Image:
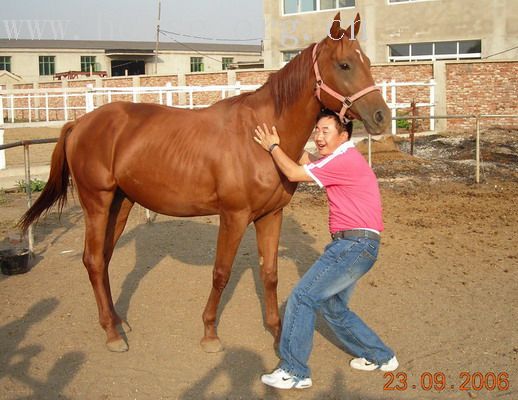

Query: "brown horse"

xmin=20 ymin=13 xmax=390 ymax=353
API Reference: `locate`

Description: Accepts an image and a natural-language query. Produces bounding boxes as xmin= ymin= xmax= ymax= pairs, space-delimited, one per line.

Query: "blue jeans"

xmin=279 ymin=236 xmax=394 ymax=379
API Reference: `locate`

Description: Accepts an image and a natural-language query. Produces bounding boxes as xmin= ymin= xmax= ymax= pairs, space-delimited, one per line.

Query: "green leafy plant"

xmin=16 ymin=178 xmax=46 ymax=193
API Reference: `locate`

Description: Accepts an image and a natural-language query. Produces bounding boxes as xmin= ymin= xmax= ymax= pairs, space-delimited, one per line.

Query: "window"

xmin=282 ymin=50 xmax=301 ymax=65
xmin=190 ymin=57 xmax=204 ymax=72
xmin=283 ymin=0 xmax=354 ymax=15
xmin=0 ymin=56 xmax=11 ymax=72
xmin=222 ymin=57 xmax=234 ymax=70
xmin=39 ymin=56 xmax=55 ymax=76
xmin=388 ymin=40 xmax=481 ymax=62
xmin=81 ymin=56 xmax=97 ymax=72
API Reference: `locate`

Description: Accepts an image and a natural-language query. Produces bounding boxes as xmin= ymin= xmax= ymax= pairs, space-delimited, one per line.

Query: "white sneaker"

xmin=261 ymin=368 xmax=313 ymax=389
xmin=350 ymin=356 xmax=399 ymax=371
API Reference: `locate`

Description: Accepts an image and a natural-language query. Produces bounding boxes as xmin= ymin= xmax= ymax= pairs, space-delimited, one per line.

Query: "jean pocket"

xmin=361 ymin=248 xmax=377 ymax=262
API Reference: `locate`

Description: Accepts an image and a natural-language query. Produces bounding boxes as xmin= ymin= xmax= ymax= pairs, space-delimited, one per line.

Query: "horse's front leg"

xmin=254 ymin=209 xmax=283 ymax=346
xmin=200 ymin=211 xmax=249 ymax=353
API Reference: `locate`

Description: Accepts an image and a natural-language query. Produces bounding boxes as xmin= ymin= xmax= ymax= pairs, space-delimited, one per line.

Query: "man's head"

xmin=313 ymin=109 xmax=353 ymax=156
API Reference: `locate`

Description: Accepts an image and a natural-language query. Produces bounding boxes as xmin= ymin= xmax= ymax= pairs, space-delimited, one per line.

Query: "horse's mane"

xmin=265 ymin=44 xmax=315 ymax=116
xmin=226 ymin=43 xmax=316 ymax=114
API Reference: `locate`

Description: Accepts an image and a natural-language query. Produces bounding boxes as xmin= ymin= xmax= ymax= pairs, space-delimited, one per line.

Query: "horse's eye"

xmin=339 ymin=63 xmax=350 ymax=71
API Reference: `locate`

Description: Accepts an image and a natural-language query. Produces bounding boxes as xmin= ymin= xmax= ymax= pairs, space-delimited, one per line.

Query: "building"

xmin=0 ymin=39 xmax=262 ymax=83
xmin=263 ymin=0 xmax=518 ymax=68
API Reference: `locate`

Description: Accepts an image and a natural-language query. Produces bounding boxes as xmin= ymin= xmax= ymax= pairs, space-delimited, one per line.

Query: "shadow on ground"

xmin=0 ymin=298 xmax=85 ymax=400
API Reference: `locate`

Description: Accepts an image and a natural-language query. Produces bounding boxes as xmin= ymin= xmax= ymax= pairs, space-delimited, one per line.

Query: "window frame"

xmin=222 ymin=57 xmax=234 ymax=70
xmin=39 ymin=55 xmax=56 ymax=76
xmin=282 ymin=0 xmax=355 ymax=16
xmin=0 ymin=56 xmax=11 ymax=73
xmin=80 ymin=56 xmax=97 ymax=73
xmin=388 ymin=40 xmax=482 ymax=62
xmin=190 ymin=57 xmax=204 ymax=72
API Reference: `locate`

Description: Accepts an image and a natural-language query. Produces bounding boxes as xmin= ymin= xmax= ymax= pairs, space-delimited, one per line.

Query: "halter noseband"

xmin=312 ymin=43 xmax=380 ymax=123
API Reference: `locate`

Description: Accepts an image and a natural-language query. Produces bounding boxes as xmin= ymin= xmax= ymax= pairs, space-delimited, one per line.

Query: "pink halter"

xmin=312 ymin=42 xmax=380 ymax=123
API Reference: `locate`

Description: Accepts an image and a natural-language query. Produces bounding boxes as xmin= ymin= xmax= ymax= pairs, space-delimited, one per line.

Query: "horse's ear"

xmin=328 ymin=12 xmax=342 ymax=40
xmin=353 ymin=13 xmax=361 ymax=38
xmin=343 ymin=13 xmax=361 ymax=40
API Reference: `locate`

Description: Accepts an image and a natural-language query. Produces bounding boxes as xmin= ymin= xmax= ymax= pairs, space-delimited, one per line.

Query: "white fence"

xmin=379 ymin=80 xmax=435 ymax=134
xmin=0 ymin=80 xmax=436 ymax=134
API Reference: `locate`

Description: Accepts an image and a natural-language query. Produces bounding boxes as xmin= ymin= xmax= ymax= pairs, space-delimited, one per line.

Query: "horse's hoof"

xmin=200 ymin=337 xmax=224 ymax=353
xmin=106 ymin=338 xmax=129 ymax=352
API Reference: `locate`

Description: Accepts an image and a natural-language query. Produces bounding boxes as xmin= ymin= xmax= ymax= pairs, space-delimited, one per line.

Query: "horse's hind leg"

xmin=80 ymin=188 xmax=133 ymax=352
xmin=254 ymin=210 xmax=283 ymax=345
xmin=201 ymin=211 xmax=249 ymax=353
xmin=102 ymin=189 xmax=135 ymax=349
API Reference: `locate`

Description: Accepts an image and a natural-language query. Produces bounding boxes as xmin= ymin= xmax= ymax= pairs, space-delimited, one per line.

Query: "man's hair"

xmin=316 ymin=109 xmax=353 ymax=140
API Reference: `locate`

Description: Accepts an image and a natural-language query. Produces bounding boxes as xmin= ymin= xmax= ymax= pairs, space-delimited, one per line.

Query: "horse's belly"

xmin=118 ymin=174 xmax=220 ymax=217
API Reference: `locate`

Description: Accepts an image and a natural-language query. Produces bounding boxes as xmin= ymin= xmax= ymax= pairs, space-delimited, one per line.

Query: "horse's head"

xmin=313 ymin=13 xmax=390 ymax=135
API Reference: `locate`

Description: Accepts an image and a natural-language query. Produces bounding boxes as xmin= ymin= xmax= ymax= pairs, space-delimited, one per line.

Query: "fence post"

xmin=0 ymin=93 xmax=4 ymax=124
xmin=10 ymin=94 xmax=14 ymax=123
xmin=23 ymin=144 xmax=34 ymax=254
xmin=165 ymin=82 xmax=173 ymax=106
xmin=380 ymin=80 xmax=387 ymax=101
xmin=391 ymin=79 xmax=396 ymax=135
xmin=475 ymin=115 xmax=480 ymax=183
xmin=235 ymin=81 xmax=241 ymax=96
xmin=45 ymin=92 xmax=49 ymax=122
xmin=0 ymin=129 xmax=5 ymax=170
xmin=429 ymin=79 xmax=435 ymax=131
xmin=28 ymin=94 xmax=32 ymax=123
xmin=63 ymin=91 xmax=69 ymax=121
xmin=85 ymin=84 xmax=94 ymax=113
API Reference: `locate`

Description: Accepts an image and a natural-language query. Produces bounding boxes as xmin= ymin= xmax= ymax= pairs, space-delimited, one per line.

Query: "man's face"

xmin=313 ymin=117 xmax=348 ymax=157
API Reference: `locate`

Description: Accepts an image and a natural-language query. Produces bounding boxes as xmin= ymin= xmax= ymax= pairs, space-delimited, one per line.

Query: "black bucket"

xmin=0 ymin=248 xmax=31 ymax=275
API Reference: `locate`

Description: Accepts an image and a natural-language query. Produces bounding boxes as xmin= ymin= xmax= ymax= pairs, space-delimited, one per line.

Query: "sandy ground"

xmin=0 ymin=130 xmax=517 ymax=400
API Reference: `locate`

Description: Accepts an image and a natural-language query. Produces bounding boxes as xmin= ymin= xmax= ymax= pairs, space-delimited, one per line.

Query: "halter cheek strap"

xmin=312 ymin=43 xmax=380 ymax=123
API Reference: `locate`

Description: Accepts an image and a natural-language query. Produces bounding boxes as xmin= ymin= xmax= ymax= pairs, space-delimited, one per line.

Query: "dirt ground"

xmin=0 ymin=129 xmax=517 ymax=400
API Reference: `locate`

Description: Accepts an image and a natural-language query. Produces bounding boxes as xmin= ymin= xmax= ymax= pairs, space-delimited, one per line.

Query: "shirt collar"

xmin=333 ymin=140 xmax=355 ymax=155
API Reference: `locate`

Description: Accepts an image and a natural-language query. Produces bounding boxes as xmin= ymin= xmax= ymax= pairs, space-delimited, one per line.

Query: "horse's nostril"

xmin=374 ymin=110 xmax=385 ymax=125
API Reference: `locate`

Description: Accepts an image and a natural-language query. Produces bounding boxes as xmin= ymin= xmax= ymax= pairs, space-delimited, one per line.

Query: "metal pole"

xmin=475 ymin=116 xmax=480 ymax=183
xmin=154 ymin=0 xmax=161 ymax=74
xmin=368 ymin=134 xmax=372 ymax=167
xmin=23 ymin=144 xmax=34 ymax=255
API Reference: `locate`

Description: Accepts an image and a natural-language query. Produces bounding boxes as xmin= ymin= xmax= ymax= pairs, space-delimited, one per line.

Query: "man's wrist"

xmin=268 ymin=143 xmax=279 ymax=153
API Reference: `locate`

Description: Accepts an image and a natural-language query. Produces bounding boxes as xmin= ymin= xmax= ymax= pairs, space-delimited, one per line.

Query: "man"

xmin=253 ymin=109 xmax=398 ymax=390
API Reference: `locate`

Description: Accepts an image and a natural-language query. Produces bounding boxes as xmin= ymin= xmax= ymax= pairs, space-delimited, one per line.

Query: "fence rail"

xmin=1 ymin=80 xmax=436 ymax=134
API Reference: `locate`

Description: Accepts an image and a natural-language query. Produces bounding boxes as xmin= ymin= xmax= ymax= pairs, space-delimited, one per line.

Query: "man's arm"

xmin=254 ymin=124 xmax=313 ymax=183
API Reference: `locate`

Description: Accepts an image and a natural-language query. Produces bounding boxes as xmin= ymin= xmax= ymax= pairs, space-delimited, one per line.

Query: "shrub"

xmin=16 ymin=178 xmax=46 ymax=193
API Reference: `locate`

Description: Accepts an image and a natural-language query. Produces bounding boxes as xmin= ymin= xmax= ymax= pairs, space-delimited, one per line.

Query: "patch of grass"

xmin=0 ymin=189 xmax=8 ymax=205
xmin=16 ymin=178 xmax=46 ymax=193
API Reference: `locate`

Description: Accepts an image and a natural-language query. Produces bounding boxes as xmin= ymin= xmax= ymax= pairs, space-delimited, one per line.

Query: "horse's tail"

xmin=18 ymin=121 xmax=75 ymax=233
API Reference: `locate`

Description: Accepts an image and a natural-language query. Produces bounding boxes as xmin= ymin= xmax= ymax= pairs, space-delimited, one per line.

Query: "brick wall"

xmin=102 ymin=78 xmax=133 ymax=102
xmin=140 ymin=75 xmax=179 ymax=105
xmin=185 ymin=72 xmax=227 ymax=106
xmin=2 ymin=61 xmax=517 ymax=133
xmin=446 ymin=61 xmax=518 ymax=131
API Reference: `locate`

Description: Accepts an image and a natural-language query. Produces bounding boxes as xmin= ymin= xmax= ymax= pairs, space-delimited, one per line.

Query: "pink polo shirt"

xmin=303 ymin=141 xmax=384 ymax=234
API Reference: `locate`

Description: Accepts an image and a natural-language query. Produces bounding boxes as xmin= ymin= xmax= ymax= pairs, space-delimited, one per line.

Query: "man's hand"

xmin=254 ymin=123 xmax=280 ymax=152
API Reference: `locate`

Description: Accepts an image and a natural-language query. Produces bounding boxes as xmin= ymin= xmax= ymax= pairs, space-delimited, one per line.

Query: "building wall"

xmin=0 ymin=48 xmax=261 ymax=82
xmin=264 ymin=0 xmax=518 ymax=68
